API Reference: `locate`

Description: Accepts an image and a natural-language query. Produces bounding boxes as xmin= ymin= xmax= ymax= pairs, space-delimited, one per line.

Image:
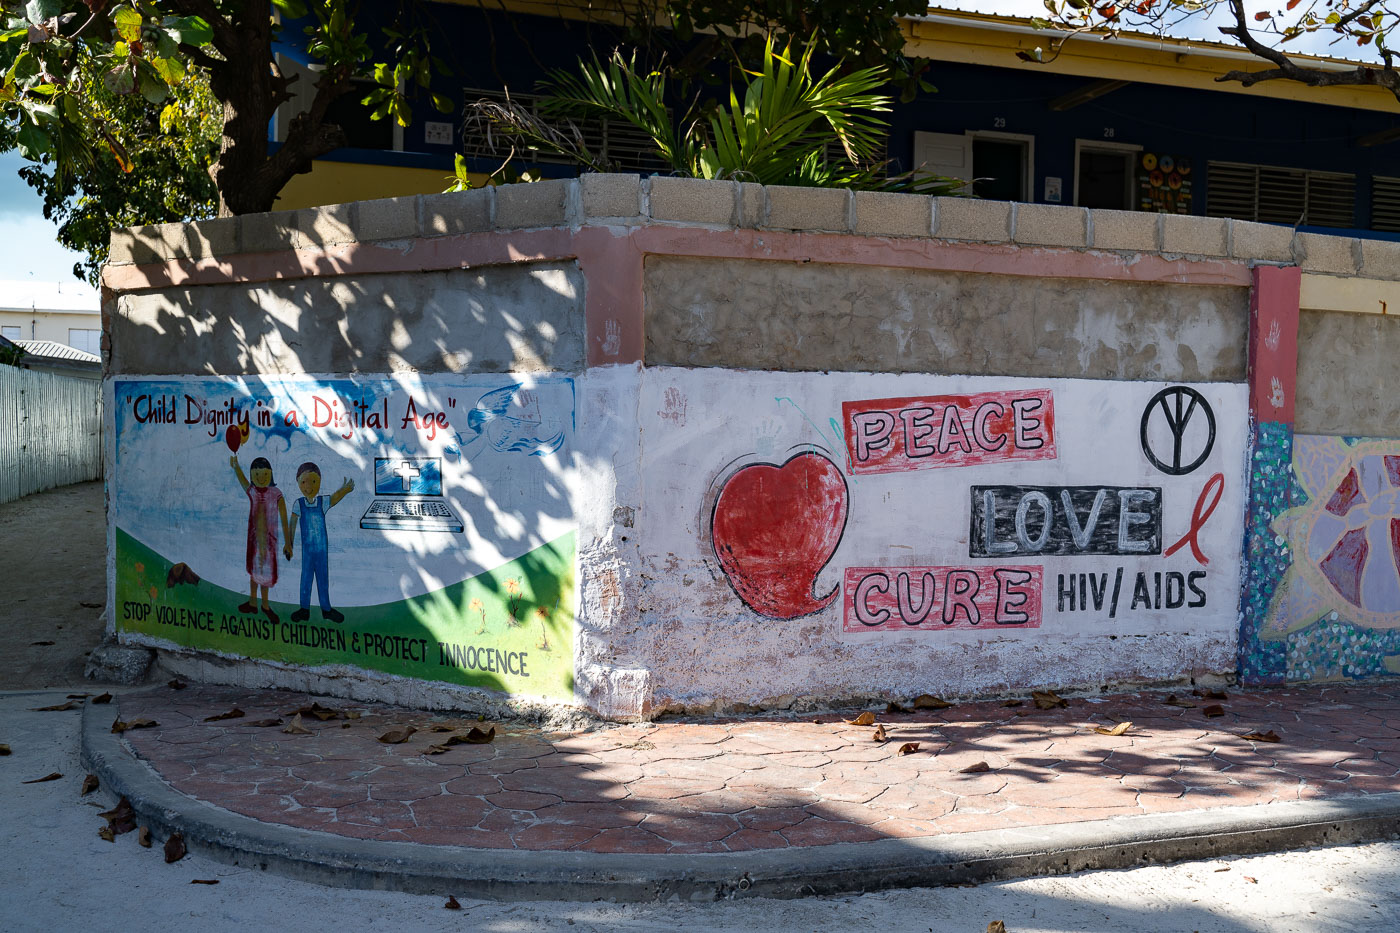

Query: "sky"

xmin=0 ymin=2 xmax=1381 ymax=286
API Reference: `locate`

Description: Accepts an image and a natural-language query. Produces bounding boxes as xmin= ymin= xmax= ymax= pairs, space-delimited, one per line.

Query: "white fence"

xmin=0 ymin=366 xmax=102 ymax=504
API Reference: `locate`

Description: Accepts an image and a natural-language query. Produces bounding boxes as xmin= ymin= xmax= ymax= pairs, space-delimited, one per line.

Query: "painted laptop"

xmin=360 ymin=457 xmax=464 ymax=533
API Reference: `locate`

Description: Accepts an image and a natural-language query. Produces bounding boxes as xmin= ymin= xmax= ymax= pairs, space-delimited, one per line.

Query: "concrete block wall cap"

xmin=494 ymin=178 xmax=575 ymax=230
xmin=933 ymin=197 xmax=1012 ymax=242
xmin=241 ymin=209 xmax=300 ymax=253
xmin=1160 ymin=213 xmax=1229 ymax=258
xmin=580 ymin=173 xmax=643 ymax=221
xmin=354 ymin=195 xmax=418 ymax=242
xmin=108 ymin=226 xmax=160 ymax=265
xmin=647 ymin=176 xmax=738 ymax=226
xmin=183 ymin=216 xmax=240 ymax=259
xmin=1087 ymin=208 xmax=1159 ymax=253
xmin=852 ymin=190 xmax=934 ymax=238
xmin=295 ymin=202 xmax=356 ymax=248
xmin=1296 ymin=231 xmax=1361 ymax=275
xmin=738 ymin=182 xmax=766 ymax=228
xmin=1228 ymin=219 xmax=1294 ymax=263
xmin=1013 ymin=203 xmax=1088 ymax=248
xmin=765 ymin=185 xmax=852 ymax=233
xmin=1360 ymin=237 xmax=1400 ymax=280
xmin=418 ymin=187 xmax=494 ymax=237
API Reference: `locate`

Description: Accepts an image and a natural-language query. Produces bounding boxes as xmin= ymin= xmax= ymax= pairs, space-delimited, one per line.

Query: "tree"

xmin=1 ymin=1 xmax=452 ymax=218
xmin=1033 ymin=0 xmax=1400 ymax=102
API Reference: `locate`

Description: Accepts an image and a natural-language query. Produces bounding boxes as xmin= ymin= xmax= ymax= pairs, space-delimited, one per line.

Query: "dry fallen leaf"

xmin=1163 ymin=694 xmax=1197 ymax=709
xmin=1214 ymin=866 xmax=1231 ymax=872
xmin=21 ymin=772 xmax=63 ymax=784
xmin=165 ymin=832 xmax=186 ymax=863
xmin=247 ymin=718 xmax=283 ymax=728
xmin=912 ymin=694 xmax=954 ymax=710
xmin=1002 ymin=700 xmax=1023 ymax=708
xmin=463 ymin=726 xmax=495 ymax=744
xmin=1196 ymin=688 xmax=1229 ymax=700
xmin=81 ymin=774 xmax=99 ymax=796
xmin=885 ymin=702 xmax=908 ymax=714
xmin=988 ymin=921 xmax=1007 ymax=933
xmin=1203 ymin=704 xmax=1226 ymax=718
xmin=203 ymin=708 xmax=245 ymax=722
xmin=30 ymin=700 xmax=81 ymax=712
xmin=1094 ymin=721 xmax=1133 ymax=737
xmin=99 ymin=797 xmax=136 ymax=834
xmin=1244 ymin=876 xmax=1258 ymax=883
xmin=422 ymin=744 xmax=451 ymax=756
xmin=66 ymin=693 xmax=91 ymax=699
xmin=846 ymin=712 xmax=877 ymax=726
xmin=872 ymin=724 xmax=888 ymax=743
xmin=190 ymin=879 xmax=219 ymax=885
xmin=1242 ymin=730 xmax=1281 ymax=743
xmin=959 ymin=761 xmax=991 ymax=774
xmin=898 ymin=743 xmax=920 ymax=755
xmin=281 ymin=713 xmax=313 ymax=735
xmin=98 ymin=826 xmax=115 ymax=843
xmin=167 ymin=679 xmax=187 ymax=690
xmin=0 ymin=744 xmax=10 ymax=756
xmin=30 ymin=640 xmax=54 ymax=646
xmin=285 ymin=702 xmax=347 ymax=722
xmin=378 ymin=726 xmax=418 ymax=745
xmin=444 ymin=896 xmax=462 ymax=910
xmin=1032 ymin=690 xmax=1068 ymax=710
xmin=91 ymin=693 xmax=113 ymax=704
xmin=138 ymin=826 xmax=152 ymax=848
xmin=429 ymin=724 xmax=456 ymax=733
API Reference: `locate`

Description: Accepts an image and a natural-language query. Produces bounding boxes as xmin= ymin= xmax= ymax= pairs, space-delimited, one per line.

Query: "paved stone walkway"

xmin=111 ymin=682 xmax=1400 ymax=854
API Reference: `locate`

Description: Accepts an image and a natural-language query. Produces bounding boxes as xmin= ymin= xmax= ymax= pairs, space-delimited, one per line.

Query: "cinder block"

xmin=241 ymin=209 xmax=299 ymax=252
xmin=766 ymin=185 xmax=851 ymax=232
xmin=738 ymin=182 xmax=765 ymax=228
xmin=494 ymin=178 xmax=573 ymax=229
xmin=108 ymin=227 xmax=160 ymax=264
xmin=1228 ymin=219 xmax=1293 ymax=263
xmin=1297 ymin=232 xmax=1360 ymax=275
xmin=418 ymin=188 xmax=493 ymax=237
xmin=1014 ymin=203 xmax=1087 ymax=248
xmin=182 ymin=217 xmax=239 ymax=258
xmin=580 ymin=173 xmax=642 ymax=220
xmin=1089 ymin=209 xmax=1158 ymax=253
xmin=648 ymin=176 xmax=736 ymax=225
xmin=853 ymin=190 xmax=932 ymax=237
xmin=295 ymin=203 xmax=355 ymax=247
xmin=933 ymin=198 xmax=1011 ymax=242
xmin=1360 ymin=237 xmax=1400 ymax=280
xmin=355 ymin=196 xmax=417 ymax=241
xmin=1161 ymin=214 xmax=1229 ymax=257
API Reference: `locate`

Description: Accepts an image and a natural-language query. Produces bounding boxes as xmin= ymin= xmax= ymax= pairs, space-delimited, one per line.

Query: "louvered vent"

xmin=1373 ymin=176 xmax=1400 ymax=232
xmin=1207 ymin=161 xmax=1355 ymax=229
xmin=461 ymin=87 xmax=671 ymax=173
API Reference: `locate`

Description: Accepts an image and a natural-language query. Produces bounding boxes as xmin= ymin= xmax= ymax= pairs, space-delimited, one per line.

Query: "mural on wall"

xmin=680 ymin=372 xmax=1249 ymax=663
xmin=109 ymin=375 xmax=577 ymax=700
xmin=1260 ymin=435 xmax=1400 ymax=679
xmin=1137 ymin=152 xmax=1192 ymax=214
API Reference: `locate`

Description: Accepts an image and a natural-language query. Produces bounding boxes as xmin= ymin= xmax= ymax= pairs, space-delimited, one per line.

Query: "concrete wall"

xmin=101 ymin=175 xmax=1400 ymax=717
xmin=646 ymin=258 xmax=1247 ymax=380
xmin=110 ymin=264 xmax=583 ymax=377
xmin=0 ymin=309 xmax=102 ymax=346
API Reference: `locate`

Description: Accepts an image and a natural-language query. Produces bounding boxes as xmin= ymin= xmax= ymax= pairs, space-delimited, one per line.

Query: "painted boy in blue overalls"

xmin=284 ymin=462 xmax=355 ymax=624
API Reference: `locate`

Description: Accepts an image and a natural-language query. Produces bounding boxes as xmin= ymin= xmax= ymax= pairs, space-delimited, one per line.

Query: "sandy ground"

xmin=3 ymin=686 xmax=1398 ymax=933
xmin=0 ymin=481 xmax=108 ymax=688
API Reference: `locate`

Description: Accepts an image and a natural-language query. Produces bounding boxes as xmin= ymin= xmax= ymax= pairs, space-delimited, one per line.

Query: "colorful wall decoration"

xmin=108 ymin=374 xmax=577 ymax=700
xmin=638 ymin=370 xmax=1250 ymax=700
xmin=1137 ymin=152 xmax=1192 ymax=215
xmin=1253 ymin=435 xmax=1400 ymax=680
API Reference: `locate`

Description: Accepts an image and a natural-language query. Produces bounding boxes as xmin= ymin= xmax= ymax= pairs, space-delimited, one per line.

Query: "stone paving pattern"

xmin=115 ymin=683 xmax=1400 ymax=853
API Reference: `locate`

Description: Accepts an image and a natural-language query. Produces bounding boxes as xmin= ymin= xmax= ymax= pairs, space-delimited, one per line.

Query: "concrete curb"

xmin=81 ymin=703 xmax=1400 ymax=902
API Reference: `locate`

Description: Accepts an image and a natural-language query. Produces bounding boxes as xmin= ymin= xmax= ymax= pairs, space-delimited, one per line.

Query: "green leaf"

xmin=103 ymin=64 xmax=136 ymax=96
xmin=114 ymin=8 xmax=142 ymax=44
xmin=16 ymin=119 xmax=51 ymax=159
xmin=152 ymin=56 xmax=184 ymax=86
xmin=24 ymin=0 xmax=62 ymax=25
xmin=164 ymin=15 xmax=212 ymax=47
xmin=431 ymin=92 xmax=452 ymax=113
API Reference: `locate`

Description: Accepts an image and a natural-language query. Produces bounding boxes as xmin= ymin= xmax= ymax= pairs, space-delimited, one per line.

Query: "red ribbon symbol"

xmin=1165 ymin=472 xmax=1224 ymax=565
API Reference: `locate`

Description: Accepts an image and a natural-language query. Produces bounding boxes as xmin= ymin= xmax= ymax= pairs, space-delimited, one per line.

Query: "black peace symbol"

xmin=1140 ymin=386 xmax=1216 ymax=476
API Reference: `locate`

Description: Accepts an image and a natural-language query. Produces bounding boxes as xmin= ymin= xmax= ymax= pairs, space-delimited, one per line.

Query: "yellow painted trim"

xmin=1300 ymin=273 xmax=1400 ymax=315
xmin=273 ymin=161 xmax=492 ymax=211
xmin=905 ymin=19 xmax=1399 ymax=113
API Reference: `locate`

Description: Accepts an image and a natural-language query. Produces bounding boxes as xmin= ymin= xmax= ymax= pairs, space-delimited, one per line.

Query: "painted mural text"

xmin=843 ymin=389 xmax=1056 ymax=475
xmin=125 ymin=390 xmax=466 ymax=442
xmin=1056 ymin=569 xmax=1207 ymax=618
xmin=969 ymin=485 xmax=1163 ymax=557
xmin=842 ymin=565 xmax=1043 ymax=631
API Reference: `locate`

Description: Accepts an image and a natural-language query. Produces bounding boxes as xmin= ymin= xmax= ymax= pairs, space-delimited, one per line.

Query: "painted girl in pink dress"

xmin=231 ymin=454 xmax=288 ymax=622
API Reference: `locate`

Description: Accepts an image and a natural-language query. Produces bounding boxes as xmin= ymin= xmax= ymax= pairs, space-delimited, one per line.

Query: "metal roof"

xmin=13 ymin=339 xmax=100 ymax=363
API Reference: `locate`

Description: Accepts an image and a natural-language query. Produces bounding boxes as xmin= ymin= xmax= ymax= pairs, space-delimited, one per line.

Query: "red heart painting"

xmin=711 ymin=451 xmax=849 ymax=619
